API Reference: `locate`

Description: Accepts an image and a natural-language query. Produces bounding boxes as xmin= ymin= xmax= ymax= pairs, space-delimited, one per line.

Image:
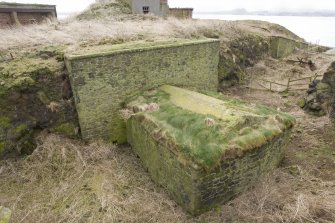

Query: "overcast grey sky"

xmin=4 ymin=0 xmax=335 ymax=14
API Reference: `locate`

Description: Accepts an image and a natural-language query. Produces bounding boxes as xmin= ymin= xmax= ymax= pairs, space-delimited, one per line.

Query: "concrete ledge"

xmin=65 ymin=39 xmax=219 ymax=60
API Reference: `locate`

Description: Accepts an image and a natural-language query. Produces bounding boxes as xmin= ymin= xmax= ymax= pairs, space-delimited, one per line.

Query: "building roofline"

xmin=0 ymin=2 xmax=57 ymax=17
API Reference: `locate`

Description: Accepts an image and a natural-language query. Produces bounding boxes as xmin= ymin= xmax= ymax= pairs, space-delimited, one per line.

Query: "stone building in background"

xmin=129 ymin=0 xmax=169 ymax=17
xmin=0 ymin=2 xmax=57 ymax=27
xmin=128 ymin=0 xmax=193 ymax=19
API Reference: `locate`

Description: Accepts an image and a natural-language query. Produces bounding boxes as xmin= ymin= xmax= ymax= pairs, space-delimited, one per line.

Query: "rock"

xmin=316 ymin=82 xmax=330 ymax=91
xmin=40 ymin=53 xmax=50 ymax=59
xmin=147 ymin=103 xmax=160 ymax=112
xmin=204 ymin=117 xmax=215 ymax=126
xmin=0 ymin=206 xmax=11 ymax=223
xmin=309 ymin=102 xmax=322 ymax=111
xmin=303 ymin=61 xmax=335 ymax=120
xmin=297 ymin=98 xmax=306 ymax=108
xmin=305 ymin=92 xmax=317 ymax=103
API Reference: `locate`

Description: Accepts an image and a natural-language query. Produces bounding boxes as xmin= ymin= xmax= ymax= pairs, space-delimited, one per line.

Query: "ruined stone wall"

xmin=65 ymin=39 xmax=220 ymax=143
xmin=127 ymin=114 xmax=291 ymax=215
xmin=0 ymin=13 xmax=11 ymax=26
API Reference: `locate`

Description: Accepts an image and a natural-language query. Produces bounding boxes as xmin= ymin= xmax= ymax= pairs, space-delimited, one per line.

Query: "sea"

xmin=194 ymin=14 xmax=335 ymax=48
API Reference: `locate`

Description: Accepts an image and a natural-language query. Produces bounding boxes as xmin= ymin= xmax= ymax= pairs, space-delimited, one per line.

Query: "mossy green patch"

xmin=0 ymin=117 xmax=11 ymax=129
xmin=15 ymin=124 xmax=28 ymax=135
xmin=0 ymin=57 xmax=61 ymax=96
xmin=127 ymin=85 xmax=295 ymax=170
xmin=38 ymin=45 xmax=66 ymax=61
xmin=0 ymin=141 xmax=5 ymax=155
xmin=37 ymin=91 xmax=50 ymax=105
xmin=316 ymin=82 xmax=331 ymax=91
xmin=51 ymin=123 xmax=78 ymax=138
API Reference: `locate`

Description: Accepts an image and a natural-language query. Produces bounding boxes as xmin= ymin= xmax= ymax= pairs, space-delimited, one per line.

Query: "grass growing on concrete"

xmin=127 ymin=86 xmax=295 ymax=170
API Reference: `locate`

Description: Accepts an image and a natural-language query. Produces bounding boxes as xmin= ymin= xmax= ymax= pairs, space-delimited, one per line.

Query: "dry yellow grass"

xmin=0 ymin=133 xmax=334 ymax=223
xmin=0 ymin=15 xmax=300 ymax=53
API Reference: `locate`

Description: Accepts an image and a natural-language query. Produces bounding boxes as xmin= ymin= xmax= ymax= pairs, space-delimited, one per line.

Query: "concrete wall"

xmin=127 ymin=113 xmax=291 ymax=215
xmin=169 ymin=8 xmax=193 ymax=19
xmin=131 ymin=0 xmax=165 ymax=16
xmin=17 ymin=12 xmax=52 ymax=25
xmin=0 ymin=3 xmax=56 ymax=27
xmin=270 ymin=36 xmax=308 ymax=59
xmin=0 ymin=13 xmax=11 ymax=26
xmin=65 ymin=39 xmax=220 ymax=143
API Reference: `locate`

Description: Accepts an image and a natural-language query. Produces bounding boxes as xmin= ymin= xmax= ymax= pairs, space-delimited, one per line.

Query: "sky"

xmin=3 ymin=0 xmax=335 ymax=14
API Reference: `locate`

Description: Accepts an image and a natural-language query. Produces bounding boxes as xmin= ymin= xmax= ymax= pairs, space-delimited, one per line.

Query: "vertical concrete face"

xmin=65 ymin=39 xmax=220 ymax=143
xmin=0 ymin=13 xmax=11 ymax=26
xmin=126 ymin=85 xmax=295 ymax=215
xmin=270 ymin=36 xmax=308 ymax=58
xmin=0 ymin=3 xmax=57 ymax=27
xmin=131 ymin=0 xmax=166 ymax=16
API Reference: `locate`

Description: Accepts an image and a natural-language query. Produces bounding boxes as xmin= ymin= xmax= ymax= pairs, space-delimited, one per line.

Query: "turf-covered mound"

xmin=126 ymin=85 xmax=295 ymax=215
xmin=0 ymin=48 xmax=80 ymax=157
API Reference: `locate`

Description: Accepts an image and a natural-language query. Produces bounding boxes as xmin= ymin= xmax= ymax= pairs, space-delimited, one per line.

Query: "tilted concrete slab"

xmin=126 ymin=85 xmax=295 ymax=215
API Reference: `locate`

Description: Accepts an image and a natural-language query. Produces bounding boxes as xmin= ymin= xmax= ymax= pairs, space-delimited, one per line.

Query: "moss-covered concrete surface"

xmin=0 ymin=47 xmax=79 ymax=158
xmin=126 ymin=85 xmax=295 ymax=214
xmin=65 ymin=38 xmax=219 ymax=143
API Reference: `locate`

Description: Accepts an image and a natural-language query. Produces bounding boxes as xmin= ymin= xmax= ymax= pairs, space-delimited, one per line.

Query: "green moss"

xmin=0 ymin=117 xmax=11 ymax=129
xmin=11 ymin=77 xmax=35 ymax=90
xmin=127 ymin=85 xmax=295 ymax=170
xmin=15 ymin=124 xmax=28 ymax=135
xmin=0 ymin=141 xmax=5 ymax=155
xmin=0 ymin=57 xmax=61 ymax=96
xmin=316 ymin=82 xmax=330 ymax=91
xmin=38 ymin=45 xmax=66 ymax=61
xmin=51 ymin=123 xmax=78 ymax=138
xmin=37 ymin=91 xmax=50 ymax=105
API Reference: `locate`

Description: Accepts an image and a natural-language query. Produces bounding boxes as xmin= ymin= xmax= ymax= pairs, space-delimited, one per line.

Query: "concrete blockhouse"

xmin=0 ymin=2 xmax=57 ymax=27
xmin=129 ymin=0 xmax=169 ymax=17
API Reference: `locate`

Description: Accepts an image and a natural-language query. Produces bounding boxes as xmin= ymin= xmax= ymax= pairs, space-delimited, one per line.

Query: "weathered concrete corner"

xmin=270 ymin=36 xmax=308 ymax=59
xmin=65 ymin=39 xmax=220 ymax=143
xmin=126 ymin=85 xmax=295 ymax=215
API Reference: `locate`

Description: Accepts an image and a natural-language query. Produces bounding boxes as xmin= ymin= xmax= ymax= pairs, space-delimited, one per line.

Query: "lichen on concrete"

xmin=126 ymin=85 xmax=295 ymax=214
xmin=65 ymin=38 xmax=220 ymax=143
